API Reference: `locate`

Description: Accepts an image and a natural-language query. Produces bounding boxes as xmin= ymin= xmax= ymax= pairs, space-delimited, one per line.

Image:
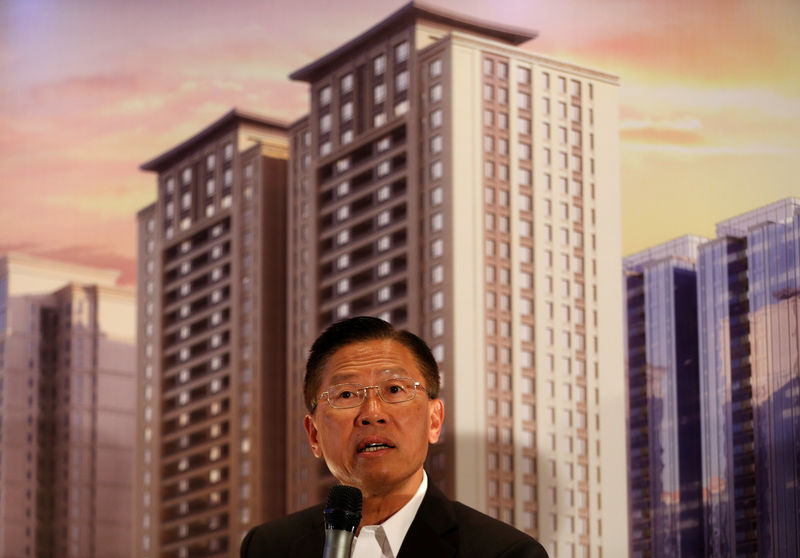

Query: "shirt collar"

xmin=378 ymin=471 xmax=428 ymax=557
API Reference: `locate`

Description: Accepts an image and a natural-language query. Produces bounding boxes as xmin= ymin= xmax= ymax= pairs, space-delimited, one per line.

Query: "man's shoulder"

xmin=417 ymin=482 xmax=548 ymax=557
xmin=450 ymin=501 xmax=546 ymax=555
xmin=240 ymin=504 xmax=325 ymax=558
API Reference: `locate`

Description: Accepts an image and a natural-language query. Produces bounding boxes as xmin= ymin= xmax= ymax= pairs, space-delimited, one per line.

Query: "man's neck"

xmin=358 ymin=470 xmax=424 ymax=531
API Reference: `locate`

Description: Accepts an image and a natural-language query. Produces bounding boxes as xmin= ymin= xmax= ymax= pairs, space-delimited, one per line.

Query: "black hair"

xmin=304 ymin=316 xmax=440 ymax=412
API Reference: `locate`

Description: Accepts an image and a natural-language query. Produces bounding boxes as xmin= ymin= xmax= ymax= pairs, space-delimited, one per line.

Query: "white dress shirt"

xmin=351 ymin=472 xmax=428 ymax=558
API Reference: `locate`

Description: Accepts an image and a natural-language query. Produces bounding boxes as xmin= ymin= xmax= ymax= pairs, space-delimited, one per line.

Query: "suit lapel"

xmin=397 ymin=481 xmax=458 ymax=558
xmin=292 ymin=509 xmax=325 ymax=558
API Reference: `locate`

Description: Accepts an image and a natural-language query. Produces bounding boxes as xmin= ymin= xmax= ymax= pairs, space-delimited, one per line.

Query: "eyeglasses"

xmin=314 ymin=377 xmax=430 ymax=410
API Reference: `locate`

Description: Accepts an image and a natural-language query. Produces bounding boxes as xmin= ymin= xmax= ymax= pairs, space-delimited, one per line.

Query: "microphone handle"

xmin=322 ymin=528 xmax=355 ymax=558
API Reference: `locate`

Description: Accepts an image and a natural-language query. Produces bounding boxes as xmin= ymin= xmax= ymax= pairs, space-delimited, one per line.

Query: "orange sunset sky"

xmin=1 ymin=0 xmax=798 ymax=286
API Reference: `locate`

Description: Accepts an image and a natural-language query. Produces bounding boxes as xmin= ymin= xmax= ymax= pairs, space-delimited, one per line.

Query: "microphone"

xmin=323 ymin=485 xmax=363 ymax=558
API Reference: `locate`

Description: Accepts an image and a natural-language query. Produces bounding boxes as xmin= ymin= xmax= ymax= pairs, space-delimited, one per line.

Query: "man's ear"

xmin=427 ymin=398 xmax=444 ymax=444
xmin=304 ymin=414 xmax=324 ymax=458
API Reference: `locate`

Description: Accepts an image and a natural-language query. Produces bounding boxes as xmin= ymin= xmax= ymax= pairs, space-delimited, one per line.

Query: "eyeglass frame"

xmin=312 ymin=377 xmax=433 ymax=411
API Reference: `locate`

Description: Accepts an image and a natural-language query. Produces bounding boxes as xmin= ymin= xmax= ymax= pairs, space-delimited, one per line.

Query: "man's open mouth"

xmin=358 ymin=442 xmax=395 ymax=453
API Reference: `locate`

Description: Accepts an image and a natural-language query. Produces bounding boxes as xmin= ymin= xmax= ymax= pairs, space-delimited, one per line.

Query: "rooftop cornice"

xmin=290 ymin=1 xmax=536 ymax=83
xmin=140 ymin=109 xmax=289 ymax=173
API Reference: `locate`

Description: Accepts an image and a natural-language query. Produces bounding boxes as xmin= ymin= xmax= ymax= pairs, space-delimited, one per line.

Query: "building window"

xmin=395 ymin=70 xmax=409 ymax=92
xmin=430 ymin=109 xmax=442 ymax=128
xmin=341 ymin=101 xmax=353 ymax=121
xmin=518 ymin=117 xmax=531 ymax=135
xmin=498 ymin=62 xmax=508 ymax=79
xmin=377 ymin=136 xmax=391 ymax=152
xmin=431 ymin=212 xmax=443 ymax=231
xmin=430 ymin=160 xmax=443 ymax=180
xmin=373 ymin=54 xmax=386 ymax=76
xmin=374 ymin=83 xmax=387 ymax=104
xmin=319 ymin=85 xmax=332 ymax=106
xmin=341 ymin=73 xmax=354 ymax=94
xmin=429 ymin=59 xmax=442 ymax=77
xmin=517 ymin=66 xmax=531 ymax=84
xmin=336 ymin=158 xmax=350 ymax=173
xmin=377 ymin=185 xmax=391 ymax=202
xmin=320 ymin=113 xmax=331 ymax=134
xmin=430 ymin=83 xmax=442 ymax=102
xmin=430 ymin=186 xmax=443 ymax=205
xmin=394 ymin=99 xmax=409 ymax=116
xmin=430 ymin=135 xmax=442 ymax=154
xmin=320 ymin=141 xmax=332 ymax=156
xmin=431 ymin=239 xmax=443 ymax=257
xmin=498 ymin=87 xmax=508 ymax=104
xmin=394 ymin=41 xmax=409 ymax=62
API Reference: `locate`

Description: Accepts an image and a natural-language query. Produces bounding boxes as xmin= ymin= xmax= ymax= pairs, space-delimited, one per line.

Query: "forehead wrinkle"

xmin=320 ymin=340 xmax=420 ymax=386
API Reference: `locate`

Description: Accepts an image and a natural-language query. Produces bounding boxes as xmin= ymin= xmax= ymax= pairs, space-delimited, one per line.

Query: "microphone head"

xmin=324 ymin=485 xmax=363 ymax=532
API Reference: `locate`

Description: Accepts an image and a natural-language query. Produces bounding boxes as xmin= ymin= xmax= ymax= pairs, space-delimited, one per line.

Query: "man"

xmin=241 ymin=316 xmax=547 ymax=557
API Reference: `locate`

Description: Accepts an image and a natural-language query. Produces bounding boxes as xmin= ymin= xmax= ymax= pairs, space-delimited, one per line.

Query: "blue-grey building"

xmin=625 ymin=197 xmax=800 ymax=558
xmin=698 ymin=198 xmax=800 ymax=558
xmin=624 ymin=236 xmax=707 ymax=558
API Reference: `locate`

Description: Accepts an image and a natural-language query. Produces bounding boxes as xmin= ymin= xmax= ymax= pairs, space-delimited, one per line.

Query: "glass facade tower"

xmin=626 ymin=199 xmax=800 ymax=558
xmin=699 ymin=199 xmax=800 ymax=557
xmin=624 ymin=236 xmax=706 ymax=558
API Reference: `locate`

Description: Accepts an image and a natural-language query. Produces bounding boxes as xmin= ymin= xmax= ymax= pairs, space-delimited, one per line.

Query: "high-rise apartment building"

xmin=0 ymin=253 xmax=135 ymax=558
xmin=136 ymin=110 xmax=289 ymax=558
xmin=623 ymin=236 xmax=706 ymax=558
xmin=285 ymin=3 xmax=628 ymax=557
xmin=623 ymin=198 xmax=800 ymax=558
xmin=698 ymin=198 xmax=799 ymax=557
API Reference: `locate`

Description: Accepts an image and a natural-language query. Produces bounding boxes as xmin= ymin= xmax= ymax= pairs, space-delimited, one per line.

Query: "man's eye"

xmin=338 ymin=390 xmax=354 ymax=399
xmin=386 ymin=382 xmax=407 ymax=394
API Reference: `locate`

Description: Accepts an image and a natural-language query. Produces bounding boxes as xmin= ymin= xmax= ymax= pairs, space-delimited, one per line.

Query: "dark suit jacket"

xmin=241 ymin=482 xmax=548 ymax=558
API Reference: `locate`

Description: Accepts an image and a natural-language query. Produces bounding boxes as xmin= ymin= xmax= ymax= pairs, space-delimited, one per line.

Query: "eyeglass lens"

xmin=326 ymin=378 xmax=418 ymax=408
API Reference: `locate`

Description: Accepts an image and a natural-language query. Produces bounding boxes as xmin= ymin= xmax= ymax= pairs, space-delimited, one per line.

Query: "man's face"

xmin=304 ymin=339 xmax=444 ymax=498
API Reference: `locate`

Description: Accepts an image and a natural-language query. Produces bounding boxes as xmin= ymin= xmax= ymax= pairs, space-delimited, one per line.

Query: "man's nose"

xmin=357 ymin=386 xmax=387 ymax=424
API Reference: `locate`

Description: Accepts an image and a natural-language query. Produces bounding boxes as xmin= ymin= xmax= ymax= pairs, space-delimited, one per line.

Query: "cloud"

xmin=212 ymin=80 xmax=244 ymax=91
xmin=44 ymin=185 xmax=154 ymax=219
xmin=623 ymin=142 xmax=797 ymax=157
xmin=620 ymin=116 xmax=705 ymax=145
xmin=32 ymin=245 xmax=136 ymax=287
xmin=0 ymin=243 xmax=136 ymax=287
xmin=621 ymin=84 xmax=800 ymax=119
xmin=100 ymin=93 xmax=170 ymax=116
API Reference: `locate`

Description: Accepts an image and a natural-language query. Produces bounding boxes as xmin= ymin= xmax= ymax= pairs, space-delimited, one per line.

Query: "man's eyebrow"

xmin=327 ymin=367 xmax=409 ymax=385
